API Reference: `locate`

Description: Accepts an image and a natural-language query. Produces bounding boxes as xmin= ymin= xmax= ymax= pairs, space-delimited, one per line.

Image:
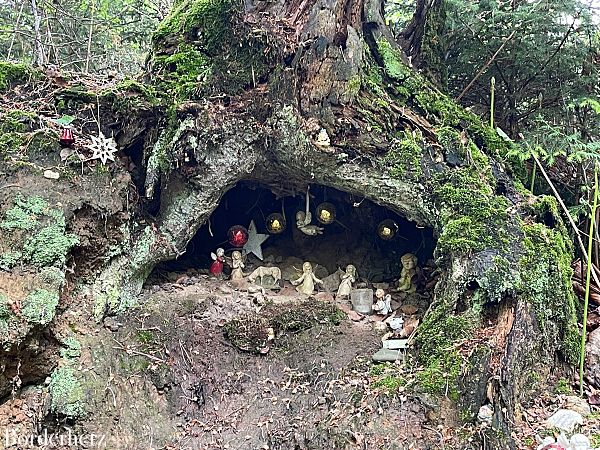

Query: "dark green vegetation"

xmin=150 ymin=0 xmax=271 ymax=99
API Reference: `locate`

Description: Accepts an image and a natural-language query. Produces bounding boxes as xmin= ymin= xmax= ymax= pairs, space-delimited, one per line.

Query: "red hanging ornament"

xmin=228 ymin=225 xmax=248 ymax=247
xmin=59 ymin=128 xmax=75 ymax=147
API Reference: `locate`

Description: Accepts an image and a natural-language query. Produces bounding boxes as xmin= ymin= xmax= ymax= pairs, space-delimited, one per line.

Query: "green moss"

xmin=0 ymin=293 xmax=10 ymax=318
xmin=416 ymin=350 xmax=463 ymax=400
xmin=27 ymin=130 xmax=58 ymax=159
xmin=376 ymin=39 xmax=420 ymax=94
xmin=21 ymin=288 xmax=59 ymax=325
xmin=60 ymin=336 xmax=82 ymax=359
xmin=432 ymin=167 xmax=510 ymax=254
xmin=154 ymin=0 xmax=231 ymax=49
xmin=384 ymin=129 xmax=423 ymax=180
xmin=54 ymin=86 xmax=96 ymax=112
xmin=137 ymin=330 xmax=156 ymax=345
xmin=372 ymin=374 xmax=408 ymax=393
xmin=1 ymin=196 xmax=52 ymax=230
xmin=114 ymin=79 xmax=158 ymax=100
xmin=48 ymin=366 xmax=86 ymax=418
xmin=23 ymin=224 xmax=78 ymax=267
xmin=37 ymin=267 xmax=66 ymax=289
xmin=151 ymin=0 xmax=270 ymax=99
xmin=345 ymin=75 xmax=361 ymax=97
xmin=0 ymin=132 xmax=25 ymax=155
xmin=0 ymin=109 xmax=37 ymax=134
xmin=414 ymin=301 xmax=478 ymax=398
xmin=152 ymin=44 xmax=211 ymax=98
xmin=518 ymin=219 xmax=579 ymax=364
xmin=554 ymin=377 xmax=572 ymax=395
xmin=1 ymin=196 xmax=78 ymax=268
xmin=0 ymin=62 xmax=30 ymax=91
xmin=0 ymin=251 xmax=22 ymax=270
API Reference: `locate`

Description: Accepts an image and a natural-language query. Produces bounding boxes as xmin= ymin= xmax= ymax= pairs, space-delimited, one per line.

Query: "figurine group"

xmin=210 ymin=247 xmax=420 ymax=300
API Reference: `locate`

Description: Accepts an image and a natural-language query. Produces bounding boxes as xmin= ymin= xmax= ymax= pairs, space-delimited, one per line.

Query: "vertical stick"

xmin=580 ymin=166 xmax=598 ymax=396
xmin=7 ymin=0 xmax=26 ymax=60
xmin=85 ymin=0 xmax=96 ymax=73
xmin=30 ymin=0 xmax=45 ymax=66
xmin=490 ymin=76 xmax=495 ymax=129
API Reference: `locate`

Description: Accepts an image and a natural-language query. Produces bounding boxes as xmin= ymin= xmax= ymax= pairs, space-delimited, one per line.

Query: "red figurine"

xmin=210 ymin=248 xmax=225 ymax=276
xmin=59 ymin=128 xmax=75 ymax=147
xmin=228 ymin=225 xmax=248 ymax=247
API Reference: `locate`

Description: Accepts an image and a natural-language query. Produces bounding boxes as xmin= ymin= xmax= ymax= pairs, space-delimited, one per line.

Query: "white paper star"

xmin=87 ymin=132 xmax=118 ymax=165
xmin=243 ymin=220 xmax=269 ymax=260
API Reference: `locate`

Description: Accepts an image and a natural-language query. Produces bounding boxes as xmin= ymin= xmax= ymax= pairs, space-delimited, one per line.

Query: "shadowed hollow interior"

xmin=154 ymin=182 xmax=436 ymax=282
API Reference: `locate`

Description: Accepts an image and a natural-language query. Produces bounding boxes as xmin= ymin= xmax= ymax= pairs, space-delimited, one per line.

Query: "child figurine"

xmin=373 ymin=288 xmax=392 ymax=315
xmin=210 ymin=248 xmax=225 ymax=277
xmin=336 ymin=264 xmax=356 ymax=299
xmin=291 ymin=262 xmax=323 ymax=295
xmin=229 ymin=250 xmax=245 ymax=280
xmin=397 ymin=253 xmax=418 ymax=293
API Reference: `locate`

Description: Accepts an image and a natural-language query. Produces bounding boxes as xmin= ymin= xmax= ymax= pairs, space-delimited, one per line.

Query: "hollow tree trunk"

xmin=85 ymin=0 xmax=580 ymax=447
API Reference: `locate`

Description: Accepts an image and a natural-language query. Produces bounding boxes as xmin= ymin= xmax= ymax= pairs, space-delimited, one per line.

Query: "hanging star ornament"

xmin=242 ymin=220 xmax=269 ymax=260
xmin=87 ymin=132 xmax=118 ymax=165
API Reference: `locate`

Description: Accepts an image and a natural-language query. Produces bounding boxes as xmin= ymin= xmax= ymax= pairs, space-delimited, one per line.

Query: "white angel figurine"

xmin=336 ymin=265 xmax=356 ymax=299
xmin=291 ymin=262 xmax=323 ymax=295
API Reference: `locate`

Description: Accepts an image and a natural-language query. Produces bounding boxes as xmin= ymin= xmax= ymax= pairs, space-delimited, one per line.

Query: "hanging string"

xmin=208 ymin=217 xmax=214 ymax=237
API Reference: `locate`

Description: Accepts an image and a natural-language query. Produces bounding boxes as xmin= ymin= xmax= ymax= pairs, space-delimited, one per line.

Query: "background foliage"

xmin=0 ymin=0 xmax=172 ymax=74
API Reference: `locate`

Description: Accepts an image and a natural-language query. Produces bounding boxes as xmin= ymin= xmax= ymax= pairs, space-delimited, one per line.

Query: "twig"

xmin=112 ymin=338 xmax=167 ymax=364
xmin=457 ymin=30 xmax=516 ymax=101
xmin=0 ymin=184 xmax=21 ymax=190
xmin=532 ymin=154 xmax=600 ymax=290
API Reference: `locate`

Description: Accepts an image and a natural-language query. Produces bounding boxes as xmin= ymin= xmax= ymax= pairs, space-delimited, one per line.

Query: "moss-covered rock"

xmin=21 ymin=288 xmax=59 ymax=325
xmin=0 ymin=62 xmax=30 ymax=91
xmin=1 ymin=196 xmax=78 ymax=268
xmin=48 ymin=366 xmax=86 ymax=419
xmin=149 ymin=0 xmax=271 ymax=99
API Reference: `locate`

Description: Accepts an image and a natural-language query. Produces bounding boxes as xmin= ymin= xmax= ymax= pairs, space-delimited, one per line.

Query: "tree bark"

xmin=0 ymin=0 xmax=573 ymax=447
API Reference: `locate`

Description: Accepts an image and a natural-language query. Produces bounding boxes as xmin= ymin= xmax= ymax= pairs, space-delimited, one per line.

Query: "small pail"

xmin=351 ymin=288 xmax=373 ymax=315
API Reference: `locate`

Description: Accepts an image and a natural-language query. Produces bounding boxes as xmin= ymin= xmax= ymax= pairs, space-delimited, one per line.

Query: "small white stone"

xmin=477 ymin=405 xmax=493 ymax=423
xmin=43 ymin=169 xmax=60 ymax=180
xmin=570 ymin=433 xmax=591 ymax=450
xmin=545 ymin=409 xmax=584 ymax=433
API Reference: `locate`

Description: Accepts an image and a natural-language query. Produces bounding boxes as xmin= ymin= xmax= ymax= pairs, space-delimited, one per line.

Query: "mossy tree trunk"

xmin=85 ymin=0 xmax=580 ymax=447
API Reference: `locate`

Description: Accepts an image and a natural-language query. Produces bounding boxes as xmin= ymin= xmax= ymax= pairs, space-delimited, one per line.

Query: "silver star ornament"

xmin=87 ymin=132 xmax=118 ymax=165
xmin=243 ymin=220 xmax=269 ymax=260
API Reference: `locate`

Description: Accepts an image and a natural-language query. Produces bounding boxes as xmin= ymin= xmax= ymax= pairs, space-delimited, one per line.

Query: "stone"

xmin=585 ymin=327 xmax=600 ymax=389
xmin=43 ymin=169 xmax=60 ymax=180
xmin=399 ymin=304 xmax=419 ymax=315
xmin=322 ymin=269 xmax=344 ymax=292
xmin=382 ymin=339 xmax=408 ymax=350
xmin=477 ymin=405 xmax=493 ymax=424
xmin=247 ymin=285 xmax=263 ymax=294
xmin=314 ymin=292 xmax=334 ymax=302
xmin=564 ymin=395 xmax=591 ymax=417
xmin=231 ymin=279 xmax=249 ymax=290
xmin=348 ymin=310 xmax=364 ymax=322
xmin=219 ymin=285 xmax=233 ymax=294
xmin=336 ymin=302 xmax=352 ymax=313
xmin=545 ymin=409 xmax=584 ymax=433
xmin=372 ymin=349 xmax=402 ymax=362
xmin=570 ymin=434 xmax=591 ymax=450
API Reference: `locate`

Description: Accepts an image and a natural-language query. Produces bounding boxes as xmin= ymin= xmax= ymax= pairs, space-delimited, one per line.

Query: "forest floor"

xmin=0 ymin=269 xmax=600 ymax=449
xmin=75 ymin=273 xmax=600 ymax=449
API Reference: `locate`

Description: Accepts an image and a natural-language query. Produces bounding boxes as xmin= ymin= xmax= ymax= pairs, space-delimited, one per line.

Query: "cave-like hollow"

xmin=153 ymin=182 xmax=436 ymax=285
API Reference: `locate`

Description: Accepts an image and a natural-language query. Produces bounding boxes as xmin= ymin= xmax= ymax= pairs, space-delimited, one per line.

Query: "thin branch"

xmin=7 ymin=0 xmax=26 ymax=60
xmin=532 ymin=153 xmax=600 ymax=289
xmin=457 ymin=30 xmax=516 ymax=101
